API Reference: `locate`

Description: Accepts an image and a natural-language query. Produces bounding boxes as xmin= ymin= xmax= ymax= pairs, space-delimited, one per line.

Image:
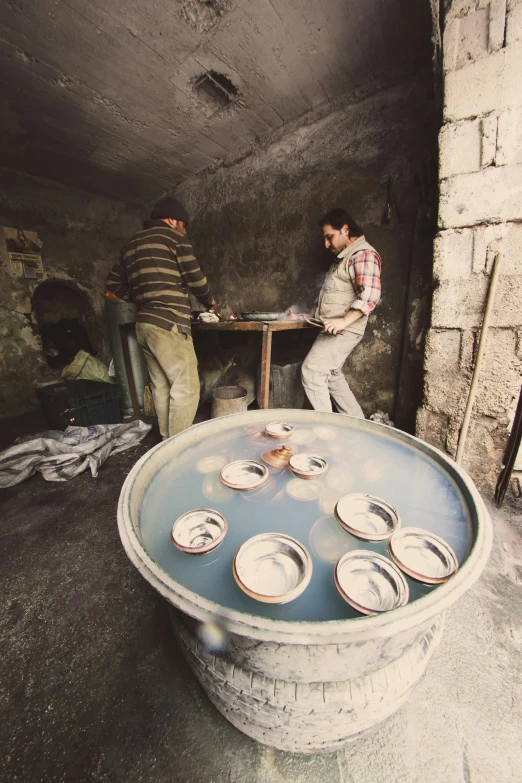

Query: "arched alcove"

xmin=32 ymin=281 xmax=97 ymax=368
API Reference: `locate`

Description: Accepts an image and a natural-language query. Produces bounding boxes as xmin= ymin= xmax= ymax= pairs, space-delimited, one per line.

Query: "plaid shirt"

xmin=345 ymin=249 xmax=382 ymax=315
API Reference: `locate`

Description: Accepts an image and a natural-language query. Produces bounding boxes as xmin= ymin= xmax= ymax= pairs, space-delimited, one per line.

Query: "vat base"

xmin=170 ymin=609 xmax=444 ymax=754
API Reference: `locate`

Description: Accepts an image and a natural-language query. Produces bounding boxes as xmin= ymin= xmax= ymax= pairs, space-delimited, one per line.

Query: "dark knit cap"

xmin=151 ymin=197 xmax=190 ymax=224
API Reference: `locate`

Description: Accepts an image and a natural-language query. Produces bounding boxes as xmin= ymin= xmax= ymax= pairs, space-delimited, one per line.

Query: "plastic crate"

xmin=35 ymin=380 xmax=122 ymax=429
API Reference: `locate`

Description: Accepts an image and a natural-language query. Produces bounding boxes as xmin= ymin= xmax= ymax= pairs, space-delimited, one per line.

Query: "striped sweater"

xmin=106 ymin=219 xmax=213 ymax=333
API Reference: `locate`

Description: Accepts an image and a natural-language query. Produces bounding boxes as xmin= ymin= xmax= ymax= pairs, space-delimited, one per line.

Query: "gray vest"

xmin=316 ymin=235 xmax=380 ymax=336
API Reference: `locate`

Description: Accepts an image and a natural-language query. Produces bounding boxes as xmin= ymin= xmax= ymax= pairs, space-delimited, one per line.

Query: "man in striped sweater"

xmin=106 ymin=197 xmax=217 ymax=438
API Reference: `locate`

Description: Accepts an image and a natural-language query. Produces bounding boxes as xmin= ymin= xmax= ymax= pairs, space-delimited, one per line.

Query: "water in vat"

xmin=139 ymin=421 xmax=472 ymax=621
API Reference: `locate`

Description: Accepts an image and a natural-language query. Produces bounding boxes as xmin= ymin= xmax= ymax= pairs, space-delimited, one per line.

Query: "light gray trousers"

xmin=301 ymin=329 xmax=364 ymax=417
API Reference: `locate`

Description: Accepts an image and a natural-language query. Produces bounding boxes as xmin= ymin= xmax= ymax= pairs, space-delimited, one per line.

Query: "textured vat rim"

xmin=117 ymin=409 xmax=493 ymax=645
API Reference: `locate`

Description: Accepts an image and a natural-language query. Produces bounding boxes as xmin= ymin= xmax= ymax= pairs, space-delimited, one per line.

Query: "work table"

xmin=192 ymin=319 xmax=314 ymax=408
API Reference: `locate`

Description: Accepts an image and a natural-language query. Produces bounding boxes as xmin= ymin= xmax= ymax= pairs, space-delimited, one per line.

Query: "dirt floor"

xmin=1 ymin=417 xmax=521 ymax=783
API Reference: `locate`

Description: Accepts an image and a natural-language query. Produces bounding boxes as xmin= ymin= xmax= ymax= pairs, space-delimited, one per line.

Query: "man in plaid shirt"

xmin=301 ymin=208 xmax=381 ymax=418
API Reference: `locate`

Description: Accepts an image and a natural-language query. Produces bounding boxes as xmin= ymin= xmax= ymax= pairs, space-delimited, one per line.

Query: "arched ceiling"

xmin=0 ymin=0 xmax=433 ymax=203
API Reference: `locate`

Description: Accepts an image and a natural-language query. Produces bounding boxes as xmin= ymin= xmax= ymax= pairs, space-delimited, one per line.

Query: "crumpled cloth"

xmin=369 ymin=411 xmax=395 ymax=427
xmin=0 ymin=420 xmax=152 ymax=488
xmin=198 ymin=312 xmax=219 ymax=323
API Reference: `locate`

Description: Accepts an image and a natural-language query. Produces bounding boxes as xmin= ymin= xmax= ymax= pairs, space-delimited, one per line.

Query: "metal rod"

xmin=456 ymin=253 xmax=502 ymax=464
xmin=495 ymin=382 xmax=522 ymax=507
xmin=119 ymin=323 xmax=140 ymax=417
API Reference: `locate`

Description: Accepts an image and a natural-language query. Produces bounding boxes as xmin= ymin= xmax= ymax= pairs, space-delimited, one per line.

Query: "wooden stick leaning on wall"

xmin=456 ymin=253 xmax=502 ymax=465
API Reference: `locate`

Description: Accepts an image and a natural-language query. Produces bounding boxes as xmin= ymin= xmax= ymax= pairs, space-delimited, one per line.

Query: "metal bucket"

xmin=211 ymin=385 xmax=248 ymax=418
xmin=117 ymin=409 xmax=492 ymax=754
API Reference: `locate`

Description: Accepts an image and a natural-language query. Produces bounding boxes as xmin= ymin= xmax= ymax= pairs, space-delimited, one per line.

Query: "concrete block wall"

xmin=418 ymin=0 xmax=522 ymax=492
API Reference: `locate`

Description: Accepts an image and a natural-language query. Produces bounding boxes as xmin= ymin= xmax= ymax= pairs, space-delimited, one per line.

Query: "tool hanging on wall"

xmin=380 ymin=175 xmax=402 ymax=225
xmin=381 ymin=175 xmax=393 ymax=225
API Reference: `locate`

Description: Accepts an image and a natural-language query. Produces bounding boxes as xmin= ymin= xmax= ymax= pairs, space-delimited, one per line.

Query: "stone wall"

xmin=0 ymin=170 xmax=141 ymax=418
xmin=178 ymin=77 xmax=438 ymax=423
xmin=418 ymin=0 xmax=522 ymax=492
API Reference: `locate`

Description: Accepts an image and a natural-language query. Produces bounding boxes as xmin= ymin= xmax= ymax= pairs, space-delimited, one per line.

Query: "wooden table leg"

xmin=259 ymin=327 xmax=273 ymax=409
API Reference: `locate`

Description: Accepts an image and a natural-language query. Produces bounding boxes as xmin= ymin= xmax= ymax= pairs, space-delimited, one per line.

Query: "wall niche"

xmin=32 ymin=280 xmax=97 ymax=368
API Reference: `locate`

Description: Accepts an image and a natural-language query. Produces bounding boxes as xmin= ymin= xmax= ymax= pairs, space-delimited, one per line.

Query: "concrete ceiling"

xmin=0 ymin=0 xmax=433 ymax=204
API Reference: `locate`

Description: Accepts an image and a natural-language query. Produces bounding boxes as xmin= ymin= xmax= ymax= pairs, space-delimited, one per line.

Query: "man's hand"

xmin=322 ymin=317 xmax=347 ymax=335
xmin=322 ymin=309 xmax=364 ymax=335
xmin=208 ymin=297 xmax=221 ymax=318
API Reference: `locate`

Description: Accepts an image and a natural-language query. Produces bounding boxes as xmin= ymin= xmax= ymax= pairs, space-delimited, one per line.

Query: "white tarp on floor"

xmin=0 ymin=421 xmax=152 ymax=488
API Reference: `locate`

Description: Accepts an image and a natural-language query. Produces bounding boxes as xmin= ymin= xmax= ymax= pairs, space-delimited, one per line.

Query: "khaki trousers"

xmin=301 ymin=329 xmax=364 ymax=418
xmin=136 ymin=322 xmax=200 ymax=438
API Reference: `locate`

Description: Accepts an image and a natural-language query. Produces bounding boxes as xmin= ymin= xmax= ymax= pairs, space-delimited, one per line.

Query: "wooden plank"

xmin=0 ymin=7 xmax=227 ymax=166
xmin=266 ymin=321 xmax=315 ymax=332
xmin=192 ymin=320 xmax=314 ymax=332
xmin=192 ymin=321 xmax=266 ymax=332
xmin=0 ymin=67 xmax=197 ymax=182
xmin=259 ymin=327 xmax=273 ymax=410
xmin=261 ymin=0 xmax=340 ymax=101
xmin=177 ymin=51 xmax=282 ymax=127
xmin=277 ymin=0 xmax=380 ymax=94
xmin=246 ymin=0 xmax=327 ymax=109
xmin=56 ymin=0 xmax=283 ymax=152
xmin=0 ymin=81 xmax=192 ymax=193
xmin=0 ymin=1 xmax=280 ymax=170
xmin=207 ymin=5 xmax=313 ymax=123
xmin=179 ymin=51 xmax=280 ymax=142
xmin=65 ymin=0 xmax=198 ymax=67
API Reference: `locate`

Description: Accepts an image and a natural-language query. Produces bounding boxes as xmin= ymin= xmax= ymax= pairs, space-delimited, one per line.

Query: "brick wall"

xmin=417 ymin=0 xmax=522 ymax=492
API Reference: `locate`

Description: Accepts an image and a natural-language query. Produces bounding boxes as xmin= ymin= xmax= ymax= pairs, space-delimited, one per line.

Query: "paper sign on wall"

xmin=3 ymin=227 xmax=44 ymax=279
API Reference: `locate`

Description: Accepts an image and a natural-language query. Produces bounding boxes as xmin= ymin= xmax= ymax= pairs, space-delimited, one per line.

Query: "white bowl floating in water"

xmin=334 ymin=493 xmax=401 ymax=541
xmin=286 ymin=477 xmax=323 ymax=502
xmin=309 ymin=515 xmax=358 ymax=564
xmin=265 ymin=421 xmax=294 ymax=439
xmin=334 ymin=550 xmax=409 ymax=616
xmin=388 ymin=527 xmax=459 ymax=584
xmin=171 ymin=508 xmax=228 ymax=555
xmin=220 ymin=460 xmax=269 ymax=490
xmin=240 ymin=477 xmax=285 ymax=504
xmin=320 ymin=487 xmax=344 ymax=516
xmin=201 ymin=474 xmax=236 ymax=503
xmin=362 ymin=459 xmax=384 ymax=482
xmin=312 ymin=426 xmax=337 ymax=441
xmin=289 ymin=429 xmax=316 ymax=446
xmin=288 ymin=453 xmax=328 ymax=480
xmin=196 ymin=455 xmax=228 ymax=474
xmin=233 ymin=533 xmax=313 ymax=604
xmin=326 ymin=466 xmax=352 ymax=493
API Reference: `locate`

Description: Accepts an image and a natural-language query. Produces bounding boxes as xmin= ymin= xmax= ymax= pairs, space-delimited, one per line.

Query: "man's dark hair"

xmin=319 ymin=208 xmax=362 ymax=237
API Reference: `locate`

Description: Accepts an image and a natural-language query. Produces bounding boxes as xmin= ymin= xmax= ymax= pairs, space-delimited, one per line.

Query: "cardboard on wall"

xmin=3 ymin=226 xmax=44 ymax=279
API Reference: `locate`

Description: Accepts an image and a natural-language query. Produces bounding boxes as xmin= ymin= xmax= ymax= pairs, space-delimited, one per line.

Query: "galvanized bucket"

xmin=211 ymin=385 xmax=248 ymax=418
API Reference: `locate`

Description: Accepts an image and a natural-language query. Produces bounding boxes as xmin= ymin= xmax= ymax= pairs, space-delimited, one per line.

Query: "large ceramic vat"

xmin=118 ymin=410 xmax=492 ymax=753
